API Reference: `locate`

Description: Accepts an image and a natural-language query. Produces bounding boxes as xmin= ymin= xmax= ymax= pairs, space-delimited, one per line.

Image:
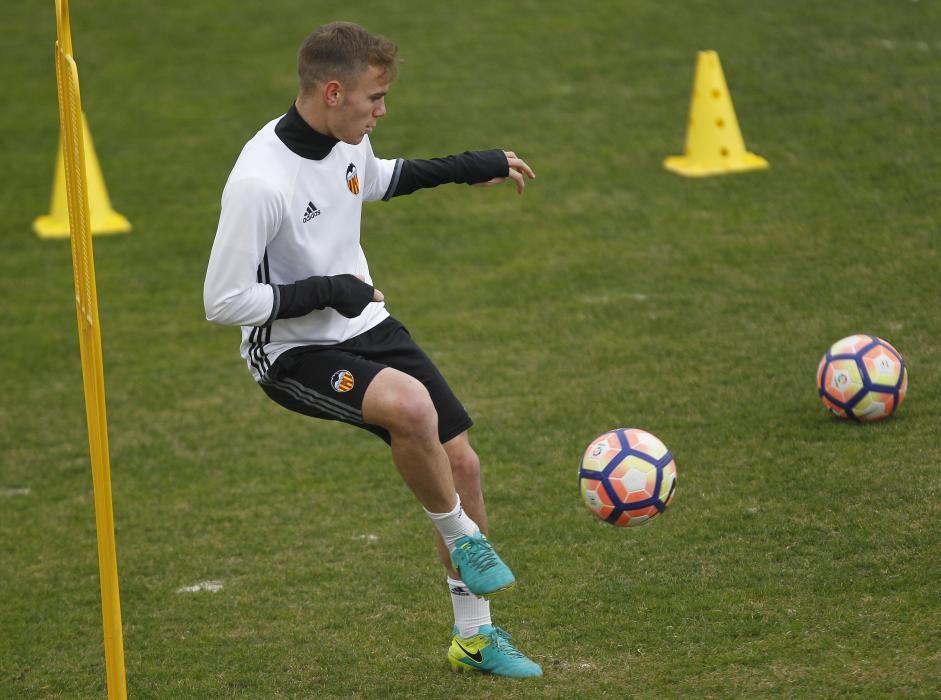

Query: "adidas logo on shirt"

xmin=302 ymin=201 xmax=321 ymax=223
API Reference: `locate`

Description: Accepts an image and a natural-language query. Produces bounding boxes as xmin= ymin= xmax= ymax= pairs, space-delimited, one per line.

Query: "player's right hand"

xmin=328 ymin=274 xmax=383 ymax=318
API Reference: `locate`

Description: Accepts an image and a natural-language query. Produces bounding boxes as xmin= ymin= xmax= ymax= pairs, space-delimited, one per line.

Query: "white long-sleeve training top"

xmin=204 ymin=106 xmax=400 ymax=381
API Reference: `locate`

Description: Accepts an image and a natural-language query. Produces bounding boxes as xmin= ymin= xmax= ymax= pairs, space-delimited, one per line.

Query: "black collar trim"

xmin=275 ymin=103 xmax=339 ymax=160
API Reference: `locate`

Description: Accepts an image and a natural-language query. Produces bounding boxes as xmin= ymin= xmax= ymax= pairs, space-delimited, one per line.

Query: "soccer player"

xmin=203 ymin=21 xmax=541 ymax=678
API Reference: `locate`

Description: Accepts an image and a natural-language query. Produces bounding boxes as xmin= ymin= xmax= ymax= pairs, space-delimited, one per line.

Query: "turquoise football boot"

xmin=448 ymin=625 xmax=543 ymax=678
xmin=449 ymin=531 xmax=515 ymax=597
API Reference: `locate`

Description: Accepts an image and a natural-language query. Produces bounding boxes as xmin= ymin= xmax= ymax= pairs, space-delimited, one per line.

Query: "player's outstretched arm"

xmin=472 ymin=151 xmax=536 ymax=195
xmin=383 ymin=149 xmax=535 ymax=199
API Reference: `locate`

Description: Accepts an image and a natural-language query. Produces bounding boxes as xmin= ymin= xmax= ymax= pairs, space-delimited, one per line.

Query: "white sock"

xmin=448 ymin=577 xmax=492 ymax=638
xmin=424 ymin=497 xmax=479 ymax=552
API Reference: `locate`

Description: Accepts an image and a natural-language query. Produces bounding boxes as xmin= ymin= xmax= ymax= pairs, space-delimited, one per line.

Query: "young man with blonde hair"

xmin=204 ymin=21 xmax=541 ymax=678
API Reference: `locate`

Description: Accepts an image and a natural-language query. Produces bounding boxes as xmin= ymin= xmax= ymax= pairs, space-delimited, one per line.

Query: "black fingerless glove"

xmin=273 ymin=274 xmax=375 ymax=320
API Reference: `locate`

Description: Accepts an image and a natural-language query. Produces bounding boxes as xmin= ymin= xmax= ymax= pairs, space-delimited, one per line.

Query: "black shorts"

xmin=259 ymin=316 xmax=473 ymax=445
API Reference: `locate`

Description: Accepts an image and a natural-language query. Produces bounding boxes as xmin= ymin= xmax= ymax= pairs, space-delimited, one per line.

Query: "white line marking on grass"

xmin=353 ymin=533 xmax=380 ymax=543
xmin=1 ymin=488 xmax=32 ymax=496
xmin=578 ymin=292 xmax=649 ymax=304
xmin=176 ymin=580 xmax=224 ymax=593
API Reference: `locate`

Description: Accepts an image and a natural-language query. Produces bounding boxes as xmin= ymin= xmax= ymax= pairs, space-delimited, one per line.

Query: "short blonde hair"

xmin=298 ymin=21 xmax=398 ymax=94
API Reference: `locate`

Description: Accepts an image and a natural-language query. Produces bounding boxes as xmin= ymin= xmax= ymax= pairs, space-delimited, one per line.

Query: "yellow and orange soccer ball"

xmin=578 ymin=428 xmax=677 ymax=527
xmin=817 ymin=334 xmax=907 ymax=421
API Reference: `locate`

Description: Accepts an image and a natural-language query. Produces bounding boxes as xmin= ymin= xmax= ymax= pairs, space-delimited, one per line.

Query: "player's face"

xmin=334 ymin=64 xmax=390 ymax=145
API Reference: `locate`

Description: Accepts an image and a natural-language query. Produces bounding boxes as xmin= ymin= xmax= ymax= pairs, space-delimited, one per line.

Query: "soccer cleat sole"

xmin=481 ymin=580 xmax=516 ymax=598
xmin=457 ymin=576 xmax=516 ymax=598
xmin=448 ymin=657 xmax=477 ymax=673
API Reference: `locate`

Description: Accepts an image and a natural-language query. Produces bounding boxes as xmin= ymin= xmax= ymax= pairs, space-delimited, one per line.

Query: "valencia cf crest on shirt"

xmin=346 ymin=163 xmax=360 ymax=195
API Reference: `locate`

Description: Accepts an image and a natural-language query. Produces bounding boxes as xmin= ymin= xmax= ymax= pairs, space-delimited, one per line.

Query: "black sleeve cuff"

xmin=382 ymin=159 xmax=405 ymax=201
xmin=387 ymin=149 xmax=509 ymax=198
xmin=262 ymin=284 xmax=281 ymax=326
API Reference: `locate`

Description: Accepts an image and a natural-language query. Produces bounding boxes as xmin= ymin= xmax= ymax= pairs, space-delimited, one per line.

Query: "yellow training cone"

xmin=33 ymin=112 xmax=131 ymax=239
xmin=664 ymin=50 xmax=768 ymax=177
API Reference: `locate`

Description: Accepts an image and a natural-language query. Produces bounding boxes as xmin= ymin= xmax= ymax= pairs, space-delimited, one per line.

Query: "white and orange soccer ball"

xmin=578 ymin=428 xmax=677 ymax=527
xmin=817 ymin=334 xmax=908 ymax=421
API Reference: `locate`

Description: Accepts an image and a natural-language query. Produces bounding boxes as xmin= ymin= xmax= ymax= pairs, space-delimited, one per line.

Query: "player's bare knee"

xmin=449 ymin=447 xmax=480 ymax=483
xmin=394 ymin=387 xmax=439 ymax=437
xmin=369 ymin=377 xmax=438 ymax=438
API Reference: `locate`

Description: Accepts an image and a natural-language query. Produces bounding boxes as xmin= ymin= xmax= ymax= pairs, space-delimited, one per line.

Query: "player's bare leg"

xmin=362 ymin=368 xmax=514 ymax=596
xmin=362 ymin=367 xmax=457 ymax=512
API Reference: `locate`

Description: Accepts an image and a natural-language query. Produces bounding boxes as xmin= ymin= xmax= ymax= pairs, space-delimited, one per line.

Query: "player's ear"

xmin=323 ymin=80 xmax=342 ymax=107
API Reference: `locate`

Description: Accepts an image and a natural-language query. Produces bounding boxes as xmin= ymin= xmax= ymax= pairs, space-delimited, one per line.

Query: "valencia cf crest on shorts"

xmin=331 ymin=369 xmax=355 ymax=393
xmin=345 ymin=163 xmax=360 ymax=195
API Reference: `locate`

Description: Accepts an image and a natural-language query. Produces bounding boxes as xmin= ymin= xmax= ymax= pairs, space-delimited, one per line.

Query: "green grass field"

xmin=2 ymin=1 xmax=940 ymax=697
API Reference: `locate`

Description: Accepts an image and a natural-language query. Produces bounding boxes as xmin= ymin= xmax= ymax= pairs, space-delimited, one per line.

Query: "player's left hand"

xmin=475 ymin=151 xmax=536 ymax=194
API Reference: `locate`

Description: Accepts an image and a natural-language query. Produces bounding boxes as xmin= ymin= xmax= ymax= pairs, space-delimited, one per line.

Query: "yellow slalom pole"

xmin=52 ymin=1 xmax=128 ymax=697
